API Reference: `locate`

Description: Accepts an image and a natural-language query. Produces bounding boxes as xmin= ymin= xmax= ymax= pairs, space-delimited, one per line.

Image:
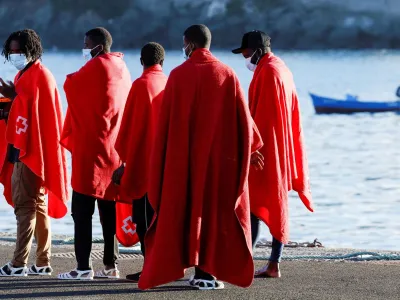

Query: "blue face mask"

xmin=9 ymin=54 xmax=29 ymax=71
xmin=82 ymin=45 xmax=101 ymax=61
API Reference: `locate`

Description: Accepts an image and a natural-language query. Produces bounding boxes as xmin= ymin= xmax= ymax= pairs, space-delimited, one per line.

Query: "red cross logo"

xmin=121 ymin=216 xmax=136 ymax=235
xmin=16 ymin=116 xmax=28 ymax=135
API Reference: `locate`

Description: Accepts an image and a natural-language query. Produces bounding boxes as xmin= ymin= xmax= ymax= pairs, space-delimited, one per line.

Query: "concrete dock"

xmin=0 ymin=240 xmax=399 ymax=300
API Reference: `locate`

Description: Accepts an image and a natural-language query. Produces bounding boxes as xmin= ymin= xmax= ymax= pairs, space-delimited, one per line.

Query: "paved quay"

xmin=0 ymin=239 xmax=399 ymax=300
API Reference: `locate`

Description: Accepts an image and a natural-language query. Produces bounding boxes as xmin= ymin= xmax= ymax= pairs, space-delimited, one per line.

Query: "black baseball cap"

xmin=232 ymin=30 xmax=271 ymax=54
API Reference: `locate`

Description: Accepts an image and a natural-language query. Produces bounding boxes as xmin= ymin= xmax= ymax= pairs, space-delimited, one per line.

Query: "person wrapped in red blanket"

xmin=232 ymin=30 xmax=314 ymax=278
xmin=58 ymin=27 xmax=131 ymax=281
xmin=0 ymin=29 xmax=68 ymax=277
xmin=112 ymin=43 xmax=168 ymax=282
xmin=138 ymin=25 xmax=264 ymax=291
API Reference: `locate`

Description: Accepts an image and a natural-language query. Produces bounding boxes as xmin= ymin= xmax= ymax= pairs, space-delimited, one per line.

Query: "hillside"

xmin=0 ymin=0 xmax=399 ymax=49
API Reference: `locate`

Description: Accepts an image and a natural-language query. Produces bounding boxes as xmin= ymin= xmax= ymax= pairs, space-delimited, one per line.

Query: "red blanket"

xmin=115 ymin=201 xmax=140 ymax=247
xmin=115 ymin=65 xmax=167 ymax=247
xmin=0 ymin=61 xmax=69 ymax=218
xmin=248 ymin=53 xmax=314 ymax=244
xmin=61 ymin=53 xmax=131 ymax=200
xmin=115 ymin=64 xmax=167 ymax=200
xmin=138 ymin=49 xmax=263 ymax=290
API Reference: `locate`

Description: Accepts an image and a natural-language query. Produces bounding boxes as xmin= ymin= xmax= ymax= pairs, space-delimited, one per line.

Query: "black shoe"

xmin=126 ymin=271 xmax=141 ymax=282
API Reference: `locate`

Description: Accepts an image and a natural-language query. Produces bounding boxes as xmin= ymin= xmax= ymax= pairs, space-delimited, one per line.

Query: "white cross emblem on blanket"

xmin=121 ymin=216 xmax=136 ymax=235
xmin=16 ymin=116 xmax=28 ymax=134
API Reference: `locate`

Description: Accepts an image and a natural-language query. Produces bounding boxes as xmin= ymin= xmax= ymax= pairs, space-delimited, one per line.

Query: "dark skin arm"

xmin=0 ymin=78 xmax=17 ymax=100
xmin=112 ymin=164 xmax=125 ymax=185
xmin=251 ymin=150 xmax=264 ymax=171
xmin=0 ymin=108 xmax=10 ymax=120
xmin=0 ymin=79 xmax=16 ymax=120
xmin=0 ymin=59 xmax=34 ymax=101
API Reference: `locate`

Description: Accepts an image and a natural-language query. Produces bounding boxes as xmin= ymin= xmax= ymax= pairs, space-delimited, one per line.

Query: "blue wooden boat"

xmin=309 ymin=93 xmax=400 ymax=114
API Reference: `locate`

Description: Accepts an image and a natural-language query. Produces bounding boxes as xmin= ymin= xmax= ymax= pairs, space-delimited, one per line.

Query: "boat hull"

xmin=309 ymin=93 xmax=400 ymax=114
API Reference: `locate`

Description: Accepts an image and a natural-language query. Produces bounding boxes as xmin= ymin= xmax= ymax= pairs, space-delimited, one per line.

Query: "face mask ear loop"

xmin=187 ymin=44 xmax=193 ymax=58
xmin=92 ymin=45 xmax=102 ymax=59
xmin=255 ymin=49 xmax=261 ymax=65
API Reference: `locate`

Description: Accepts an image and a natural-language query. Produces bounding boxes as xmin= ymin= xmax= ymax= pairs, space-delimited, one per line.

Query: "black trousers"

xmin=71 ymin=191 xmax=119 ymax=270
xmin=132 ymin=194 xmax=154 ymax=257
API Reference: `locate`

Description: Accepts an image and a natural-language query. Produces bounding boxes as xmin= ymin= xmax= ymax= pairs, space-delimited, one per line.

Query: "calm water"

xmin=0 ymin=50 xmax=399 ymax=250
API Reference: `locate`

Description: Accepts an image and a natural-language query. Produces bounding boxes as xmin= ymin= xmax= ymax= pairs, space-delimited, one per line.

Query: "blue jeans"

xmin=251 ymin=214 xmax=284 ymax=263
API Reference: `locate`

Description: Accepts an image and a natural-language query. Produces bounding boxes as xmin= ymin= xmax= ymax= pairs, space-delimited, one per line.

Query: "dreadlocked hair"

xmin=2 ymin=29 xmax=43 ymax=61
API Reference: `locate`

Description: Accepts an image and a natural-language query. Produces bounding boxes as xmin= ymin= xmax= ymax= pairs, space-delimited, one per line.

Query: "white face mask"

xmin=245 ymin=51 xmax=259 ymax=72
xmin=82 ymin=45 xmax=100 ymax=61
xmin=182 ymin=44 xmax=192 ymax=60
xmin=9 ymin=54 xmax=29 ymax=71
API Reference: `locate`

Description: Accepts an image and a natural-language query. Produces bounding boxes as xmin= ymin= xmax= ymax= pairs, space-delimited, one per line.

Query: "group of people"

xmin=0 ymin=24 xmax=313 ymax=290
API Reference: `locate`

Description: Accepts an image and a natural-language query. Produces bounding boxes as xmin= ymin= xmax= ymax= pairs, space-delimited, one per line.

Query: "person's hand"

xmin=0 ymin=109 xmax=9 ymax=120
xmin=250 ymin=151 xmax=264 ymax=171
xmin=0 ymin=78 xmax=16 ymax=100
xmin=112 ymin=164 xmax=125 ymax=185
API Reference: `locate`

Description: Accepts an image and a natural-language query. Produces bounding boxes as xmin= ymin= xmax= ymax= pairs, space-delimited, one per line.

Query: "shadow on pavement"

xmin=1 ymin=278 xmax=195 ymax=298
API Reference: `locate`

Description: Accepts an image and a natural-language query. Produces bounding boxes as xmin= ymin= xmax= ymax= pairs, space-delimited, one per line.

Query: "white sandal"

xmin=28 ymin=265 xmax=53 ymax=276
xmin=57 ymin=269 xmax=94 ymax=280
xmin=188 ymin=275 xmax=225 ymax=290
xmin=189 ymin=275 xmax=196 ymax=286
xmin=0 ymin=262 xmax=28 ymax=277
xmin=95 ymin=268 xmax=120 ymax=279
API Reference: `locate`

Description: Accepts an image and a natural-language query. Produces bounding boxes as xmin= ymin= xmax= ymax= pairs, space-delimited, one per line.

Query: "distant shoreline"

xmin=1 ymin=0 xmax=400 ymax=51
xmin=23 ymin=49 xmax=400 ymax=54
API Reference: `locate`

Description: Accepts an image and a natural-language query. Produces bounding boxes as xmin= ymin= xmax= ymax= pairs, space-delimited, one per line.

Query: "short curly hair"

xmin=141 ymin=42 xmax=165 ymax=67
xmin=2 ymin=29 xmax=43 ymax=61
xmin=184 ymin=24 xmax=212 ymax=48
xmin=86 ymin=27 xmax=113 ymax=52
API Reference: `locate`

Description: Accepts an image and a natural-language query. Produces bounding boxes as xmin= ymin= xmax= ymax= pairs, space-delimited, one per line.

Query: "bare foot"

xmin=266 ymin=262 xmax=281 ymax=278
xmin=254 ymin=262 xmax=281 ymax=278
